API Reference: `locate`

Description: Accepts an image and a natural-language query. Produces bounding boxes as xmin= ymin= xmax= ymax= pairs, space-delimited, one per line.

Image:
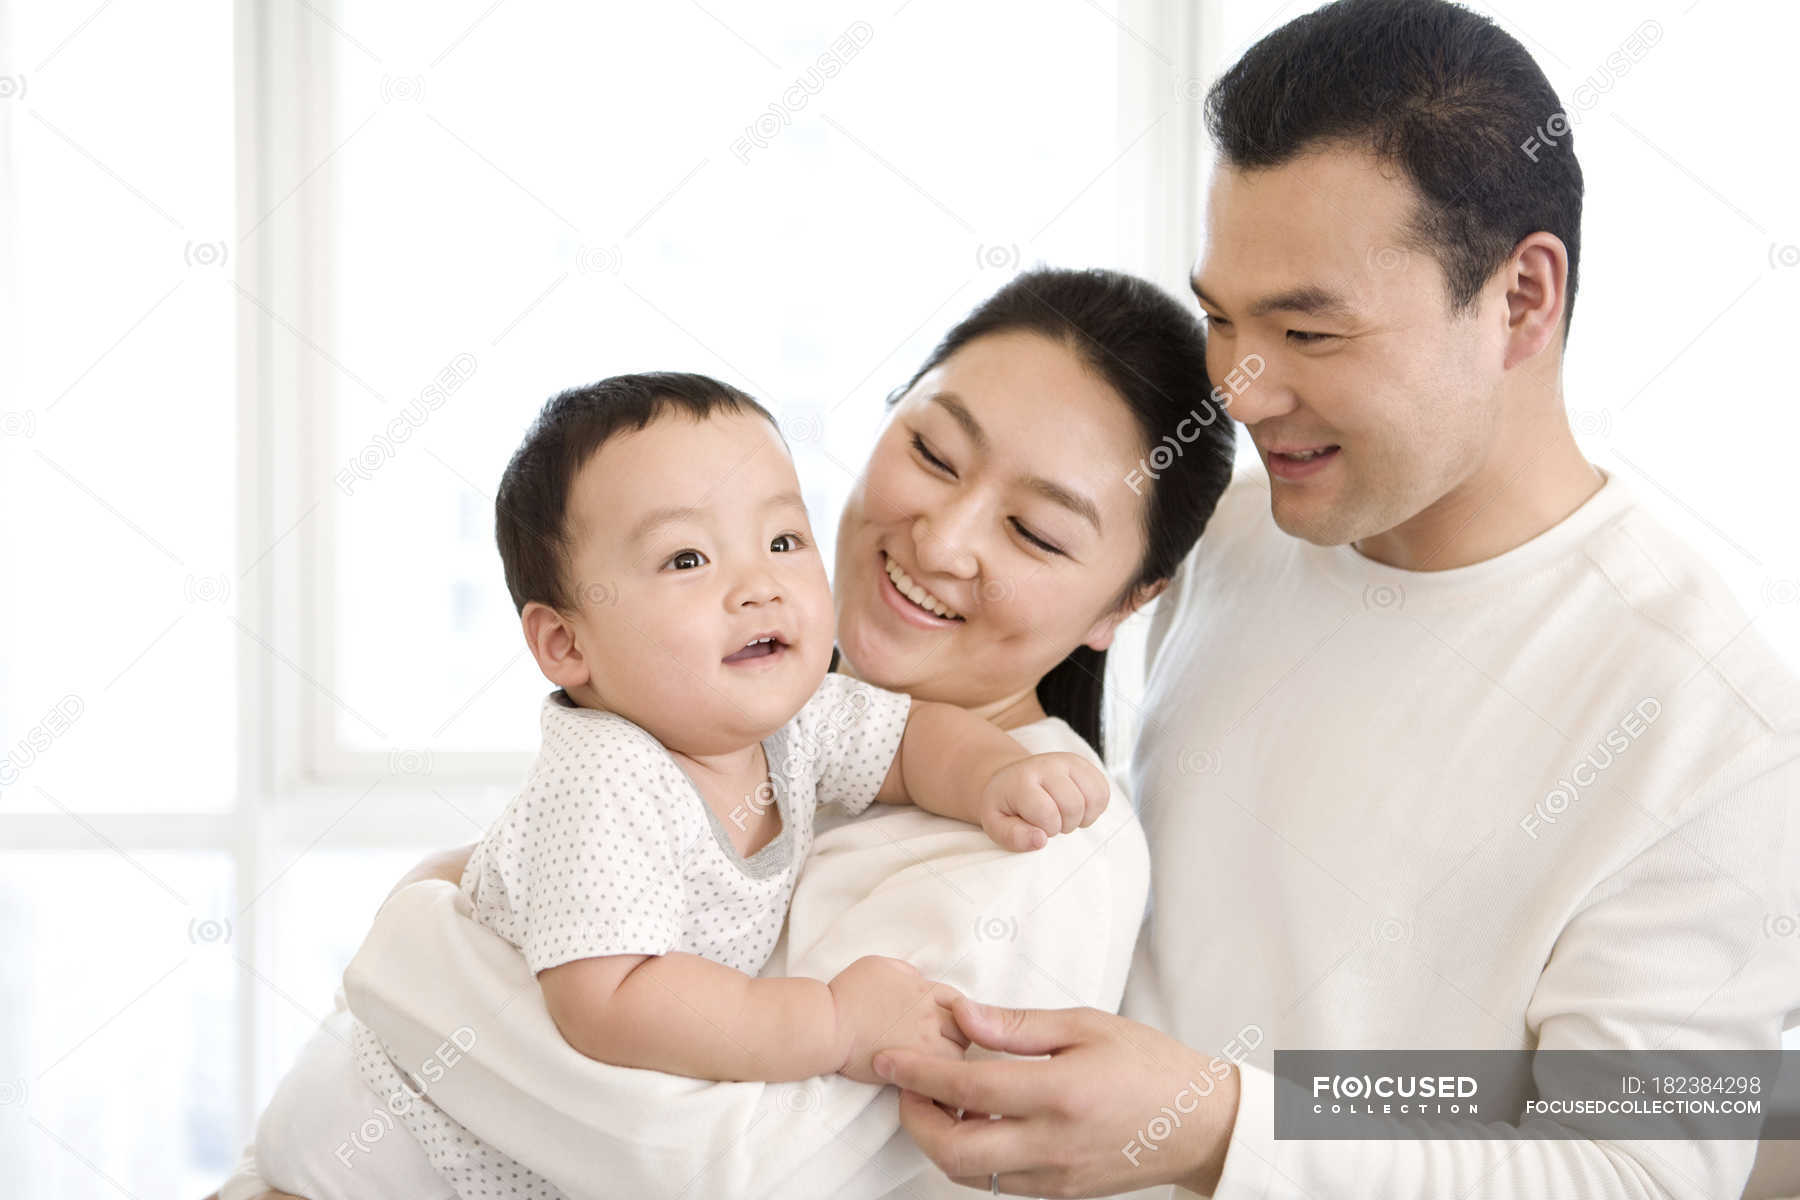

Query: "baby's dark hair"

xmin=495 ymin=372 xmax=778 ymax=615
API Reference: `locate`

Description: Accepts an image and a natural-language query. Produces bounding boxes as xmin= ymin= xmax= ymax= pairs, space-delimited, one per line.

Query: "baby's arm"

xmin=538 ymin=949 xmax=964 ymax=1084
xmin=872 ymin=699 xmax=1110 ymax=850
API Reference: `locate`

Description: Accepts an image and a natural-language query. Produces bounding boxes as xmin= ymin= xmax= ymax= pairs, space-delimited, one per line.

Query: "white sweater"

xmin=339 ymin=715 xmax=1149 ymax=1199
xmin=1120 ymin=471 xmax=1800 ymax=1200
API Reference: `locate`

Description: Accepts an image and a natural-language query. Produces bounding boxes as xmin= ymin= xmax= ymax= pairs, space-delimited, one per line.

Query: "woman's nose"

xmin=911 ymin=500 xmax=980 ymax=578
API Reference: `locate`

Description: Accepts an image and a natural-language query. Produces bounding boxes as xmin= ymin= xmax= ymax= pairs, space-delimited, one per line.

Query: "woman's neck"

xmin=832 ymin=649 xmax=1047 ymax=731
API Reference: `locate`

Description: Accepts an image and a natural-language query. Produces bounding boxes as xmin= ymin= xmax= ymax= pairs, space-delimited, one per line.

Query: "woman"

xmin=217 ymin=266 xmax=1235 ymax=1200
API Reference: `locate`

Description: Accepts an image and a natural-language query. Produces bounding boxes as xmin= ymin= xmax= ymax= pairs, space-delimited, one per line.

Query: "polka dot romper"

xmin=352 ymin=671 xmax=912 ymax=1199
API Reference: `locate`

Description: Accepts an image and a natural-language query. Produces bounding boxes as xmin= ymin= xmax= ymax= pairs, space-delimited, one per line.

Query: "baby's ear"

xmin=522 ymin=601 xmax=591 ymax=689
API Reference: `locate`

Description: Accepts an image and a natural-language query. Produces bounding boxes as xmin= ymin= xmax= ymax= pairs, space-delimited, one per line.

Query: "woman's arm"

xmin=345 ymin=743 xmax=1147 ymax=1200
xmin=384 ymin=842 xmax=475 ymax=901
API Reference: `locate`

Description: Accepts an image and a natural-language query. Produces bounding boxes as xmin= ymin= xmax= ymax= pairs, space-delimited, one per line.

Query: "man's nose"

xmin=1216 ymin=352 xmax=1298 ymax=427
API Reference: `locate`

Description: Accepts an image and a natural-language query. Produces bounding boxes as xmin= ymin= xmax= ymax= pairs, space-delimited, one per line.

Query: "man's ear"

xmin=521 ymin=601 xmax=592 ymax=690
xmin=1500 ymin=231 xmax=1570 ymax=370
xmin=1082 ymin=577 xmax=1170 ymax=653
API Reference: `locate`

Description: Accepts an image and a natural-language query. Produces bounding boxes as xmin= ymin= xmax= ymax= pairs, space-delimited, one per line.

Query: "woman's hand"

xmin=874 ymin=998 xmax=1240 ymax=1198
xmin=826 ymin=955 xmax=968 ymax=1084
xmin=979 ymin=752 xmax=1110 ymax=851
xmin=384 ymin=841 xmax=476 ymax=902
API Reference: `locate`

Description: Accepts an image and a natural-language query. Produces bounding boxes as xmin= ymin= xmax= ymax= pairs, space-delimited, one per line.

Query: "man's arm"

xmin=881 ymin=738 xmax=1800 ymax=1199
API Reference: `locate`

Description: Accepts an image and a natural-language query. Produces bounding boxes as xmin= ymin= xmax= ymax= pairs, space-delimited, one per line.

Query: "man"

xmin=874 ymin=1 xmax=1800 ymax=1196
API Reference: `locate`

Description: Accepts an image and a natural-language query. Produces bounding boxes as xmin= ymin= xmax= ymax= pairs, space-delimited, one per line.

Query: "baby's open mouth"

xmin=723 ymin=635 xmax=788 ymax=664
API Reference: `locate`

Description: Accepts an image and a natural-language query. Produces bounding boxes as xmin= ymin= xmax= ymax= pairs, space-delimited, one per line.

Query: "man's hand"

xmin=873 ymin=998 xmax=1239 ymax=1198
xmin=827 ymin=955 xmax=968 ymax=1084
xmin=978 ymin=752 xmax=1109 ymax=851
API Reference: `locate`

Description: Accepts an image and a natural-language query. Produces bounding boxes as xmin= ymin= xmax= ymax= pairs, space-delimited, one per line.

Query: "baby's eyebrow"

xmin=627 ymin=491 xmax=807 ymax=547
xmin=627 ymin=504 xmax=707 ymax=548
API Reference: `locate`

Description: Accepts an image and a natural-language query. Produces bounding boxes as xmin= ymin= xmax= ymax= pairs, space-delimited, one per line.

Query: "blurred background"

xmin=1 ymin=0 xmax=1796 ymax=1194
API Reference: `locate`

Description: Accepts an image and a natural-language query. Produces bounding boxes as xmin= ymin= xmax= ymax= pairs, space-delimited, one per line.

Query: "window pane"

xmin=1211 ymin=2 xmax=1800 ymax=671
xmin=1 ymin=2 xmax=237 ymax=812
xmin=0 ymin=852 xmax=236 ymax=1197
xmin=321 ymin=1 xmax=1137 ymax=753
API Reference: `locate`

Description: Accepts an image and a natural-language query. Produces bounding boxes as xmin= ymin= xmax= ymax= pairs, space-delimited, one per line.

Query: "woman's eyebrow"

xmin=928 ymin=391 xmax=988 ymax=451
xmin=1027 ymin=476 xmax=1102 ymax=533
xmin=928 ymin=391 xmax=1101 ymax=533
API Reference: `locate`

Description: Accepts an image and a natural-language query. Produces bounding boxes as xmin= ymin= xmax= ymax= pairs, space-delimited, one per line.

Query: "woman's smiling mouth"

xmin=879 ymin=550 xmax=965 ymax=624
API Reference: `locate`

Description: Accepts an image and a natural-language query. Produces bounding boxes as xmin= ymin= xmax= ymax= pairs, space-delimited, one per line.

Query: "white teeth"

xmin=1281 ymin=448 xmax=1331 ymax=461
xmin=883 ymin=554 xmax=961 ymax=619
xmin=744 ymin=636 xmax=774 ymax=647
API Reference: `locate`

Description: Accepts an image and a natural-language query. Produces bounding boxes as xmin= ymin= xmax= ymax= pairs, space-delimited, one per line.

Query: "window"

xmin=0 ymin=1 xmax=1196 ymax=1191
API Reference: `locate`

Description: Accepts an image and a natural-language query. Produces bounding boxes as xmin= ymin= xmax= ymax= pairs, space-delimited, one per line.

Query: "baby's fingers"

xmin=1069 ymin=759 xmax=1110 ymax=827
xmin=982 ymin=809 xmax=1049 ymax=852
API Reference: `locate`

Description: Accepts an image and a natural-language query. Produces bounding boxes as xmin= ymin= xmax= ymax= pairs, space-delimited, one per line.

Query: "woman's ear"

xmin=1081 ymin=577 xmax=1170 ymax=652
xmin=522 ymin=601 xmax=592 ymax=690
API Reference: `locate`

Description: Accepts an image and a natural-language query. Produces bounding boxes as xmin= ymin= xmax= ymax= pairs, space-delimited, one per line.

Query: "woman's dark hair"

xmin=839 ymin=267 xmax=1236 ymax=759
xmin=1206 ymin=0 xmax=1584 ymax=326
xmin=495 ymin=372 xmax=776 ymax=614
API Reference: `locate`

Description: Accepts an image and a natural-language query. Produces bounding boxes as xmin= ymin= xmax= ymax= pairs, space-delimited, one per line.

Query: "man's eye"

xmin=911 ymin=433 xmax=953 ymax=474
xmin=666 ymin=549 xmax=707 ymax=570
xmin=771 ymin=532 xmax=805 ymax=553
xmin=1288 ymin=330 xmax=1335 ymax=344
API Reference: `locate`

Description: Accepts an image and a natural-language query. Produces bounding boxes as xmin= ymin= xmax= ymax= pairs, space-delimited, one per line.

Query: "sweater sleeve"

xmin=345 ymin=735 xmax=1148 ymax=1200
xmin=1210 ymin=735 xmax=1800 ymax=1200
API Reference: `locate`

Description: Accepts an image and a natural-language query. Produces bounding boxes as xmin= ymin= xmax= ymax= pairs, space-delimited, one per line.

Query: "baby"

xmin=348 ymin=371 xmax=1109 ymax=1198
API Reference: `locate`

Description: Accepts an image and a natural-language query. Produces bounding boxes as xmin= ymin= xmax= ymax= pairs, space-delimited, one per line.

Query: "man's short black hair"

xmin=1205 ymin=0 xmax=1584 ymax=326
xmin=495 ymin=372 xmax=776 ymax=615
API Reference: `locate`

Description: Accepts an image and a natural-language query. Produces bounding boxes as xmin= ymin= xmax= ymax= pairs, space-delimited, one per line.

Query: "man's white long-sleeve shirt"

xmin=1124 ymin=470 xmax=1800 ymax=1199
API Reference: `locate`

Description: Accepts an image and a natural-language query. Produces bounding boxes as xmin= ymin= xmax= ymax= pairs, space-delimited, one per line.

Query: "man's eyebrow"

xmin=928 ymin=392 xmax=1101 ymax=534
xmin=627 ymin=490 xmax=805 ymax=546
xmin=1191 ymin=280 xmax=1356 ymax=320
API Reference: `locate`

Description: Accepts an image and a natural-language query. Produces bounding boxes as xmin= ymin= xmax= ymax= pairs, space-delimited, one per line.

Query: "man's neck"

xmin=1355 ymin=414 xmax=1604 ymax=572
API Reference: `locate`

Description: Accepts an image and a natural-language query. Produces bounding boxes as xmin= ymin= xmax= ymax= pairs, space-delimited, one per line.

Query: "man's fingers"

xmin=938 ymin=1003 xmax=971 ymax=1050
xmin=951 ymin=997 xmax=1091 ymax=1056
xmin=875 ymin=1049 xmax=1048 ymax=1115
xmin=897 ymin=1088 xmax=1029 ymax=1182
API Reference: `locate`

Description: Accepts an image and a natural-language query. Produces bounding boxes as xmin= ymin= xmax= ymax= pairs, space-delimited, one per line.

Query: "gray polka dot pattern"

xmin=353 ymin=672 xmax=911 ymax=1199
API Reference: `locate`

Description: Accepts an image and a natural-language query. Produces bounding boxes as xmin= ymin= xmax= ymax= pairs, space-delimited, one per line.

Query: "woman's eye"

xmin=666 ymin=549 xmax=707 ymax=570
xmin=1012 ymin=518 xmax=1062 ymax=555
xmin=1204 ymin=315 xmax=1231 ymax=332
xmin=771 ymin=532 xmax=805 ymax=553
xmin=911 ymin=432 xmax=953 ymax=475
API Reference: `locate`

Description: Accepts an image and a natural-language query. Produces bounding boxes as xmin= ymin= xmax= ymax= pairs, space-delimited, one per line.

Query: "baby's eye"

xmin=666 ymin=549 xmax=707 ymax=570
xmin=771 ymin=532 xmax=806 ymax=553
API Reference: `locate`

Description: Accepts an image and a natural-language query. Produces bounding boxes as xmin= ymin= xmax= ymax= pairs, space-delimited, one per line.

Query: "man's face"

xmin=1193 ymin=145 xmax=1514 ymax=547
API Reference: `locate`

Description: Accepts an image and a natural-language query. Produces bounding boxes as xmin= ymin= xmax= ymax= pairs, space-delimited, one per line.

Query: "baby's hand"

xmin=827 ymin=955 xmax=968 ymax=1085
xmin=979 ymin=751 xmax=1110 ymax=851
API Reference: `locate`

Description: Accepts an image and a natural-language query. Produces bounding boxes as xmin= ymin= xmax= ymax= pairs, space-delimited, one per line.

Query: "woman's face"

xmin=832 ymin=329 xmax=1160 ymax=723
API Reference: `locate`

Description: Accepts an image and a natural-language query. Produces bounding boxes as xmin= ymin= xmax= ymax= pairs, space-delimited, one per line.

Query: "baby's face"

xmin=558 ymin=408 xmax=836 ymax=756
